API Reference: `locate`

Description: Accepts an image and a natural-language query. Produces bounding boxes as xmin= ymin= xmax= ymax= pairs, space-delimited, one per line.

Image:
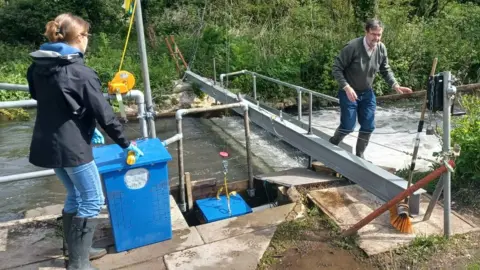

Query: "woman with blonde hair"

xmin=26 ymin=13 xmax=144 ymax=269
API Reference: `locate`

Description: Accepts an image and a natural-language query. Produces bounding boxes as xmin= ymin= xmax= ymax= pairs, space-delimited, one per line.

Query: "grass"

xmin=257 ymin=201 xmax=360 ymax=270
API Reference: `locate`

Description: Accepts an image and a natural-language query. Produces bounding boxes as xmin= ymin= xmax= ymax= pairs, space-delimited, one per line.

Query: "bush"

xmin=451 ymin=95 xmax=480 ymax=185
xmin=0 ymin=0 xmax=124 ymax=45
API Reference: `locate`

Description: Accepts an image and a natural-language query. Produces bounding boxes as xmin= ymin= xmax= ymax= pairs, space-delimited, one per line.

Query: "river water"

xmin=0 ymin=111 xmax=258 ymax=221
xmin=0 ymin=101 xmax=444 ymax=222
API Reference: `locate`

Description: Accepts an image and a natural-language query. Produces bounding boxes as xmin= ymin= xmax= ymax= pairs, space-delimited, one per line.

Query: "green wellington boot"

xmin=62 ymin=210 xmax=107 ymax=260
xmin=328 ymin=128 xmax=348 ymax=146
xmin=355 ymin=132 xmax=372 ymax=159
xmin=67 ymin=216 xmax=100 ymax=270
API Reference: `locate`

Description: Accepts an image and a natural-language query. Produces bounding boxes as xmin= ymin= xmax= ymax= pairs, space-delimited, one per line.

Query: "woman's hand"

xmin=125 ymin=141 xmax=144 ymax=157
xmin=91 ymin=128 xmax=105 ymax=144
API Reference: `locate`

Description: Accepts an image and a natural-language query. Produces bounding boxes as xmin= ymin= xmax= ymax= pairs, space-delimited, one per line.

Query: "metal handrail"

xmin=219 ymin=70 xmax=339 ymax=103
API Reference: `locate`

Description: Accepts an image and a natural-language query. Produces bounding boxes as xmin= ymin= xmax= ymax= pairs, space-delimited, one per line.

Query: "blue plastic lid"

xmin=93 ymin=138 xmax=172 ymax=174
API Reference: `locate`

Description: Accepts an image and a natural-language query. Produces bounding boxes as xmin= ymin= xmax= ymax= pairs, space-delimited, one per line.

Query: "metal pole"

xmin=243 ymin=106 xmax=255 ymax=197
xmin=135 ymin=0 xmax=156 ymax=138
xmin=443 ymin=71 xmax=453 ymax=238
xmin=423 ymin=175 xmax=444 ymax=221
xmin=297 ymin=89 xmax=302 ymax=121
xmin=308 ymin=92 xmax=313 ymax=168
xmin=253 ymin=75 xmax=257 ymax=100
xmin=213 ymin=58 xmax=217 ymax=85
xmin=176 ymin=118 xmax=186 ymax=212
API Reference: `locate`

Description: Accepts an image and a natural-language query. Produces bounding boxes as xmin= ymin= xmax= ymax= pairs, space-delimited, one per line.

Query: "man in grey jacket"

xmin=330 ymin=18 xmax=412 ymax=158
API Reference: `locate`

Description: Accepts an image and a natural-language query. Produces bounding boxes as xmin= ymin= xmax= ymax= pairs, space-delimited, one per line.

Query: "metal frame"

xmin=175 ymin=102 xmax=254 ymax=212
xmin=442 ymin=71 xmax=456 ymax=237
xmin=186 ymin=70 xmax=426 ymax=215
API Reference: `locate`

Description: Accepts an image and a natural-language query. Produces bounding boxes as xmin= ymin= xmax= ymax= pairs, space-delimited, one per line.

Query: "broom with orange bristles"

xmin=389 ymin=57 xmax=438 ymax=234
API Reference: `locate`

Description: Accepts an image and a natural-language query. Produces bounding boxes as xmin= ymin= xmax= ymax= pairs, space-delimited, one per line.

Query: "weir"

xmin=184 ymin=70 xmax=426 ymax=215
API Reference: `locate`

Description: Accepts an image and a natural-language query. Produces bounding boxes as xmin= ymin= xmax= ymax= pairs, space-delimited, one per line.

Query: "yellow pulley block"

xmin=108 ymin=70 xmax=135 ymax=121
xmin=108 ymin=70 xmax=135 ymax=95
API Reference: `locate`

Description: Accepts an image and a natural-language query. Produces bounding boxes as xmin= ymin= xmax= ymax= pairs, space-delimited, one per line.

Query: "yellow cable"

xmin=118 ymin=0 xmax=137 ymax=72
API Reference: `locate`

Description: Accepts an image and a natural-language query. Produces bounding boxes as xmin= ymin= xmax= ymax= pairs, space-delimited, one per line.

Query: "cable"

xmin=118 ymin=0 xmax=137 ymax=72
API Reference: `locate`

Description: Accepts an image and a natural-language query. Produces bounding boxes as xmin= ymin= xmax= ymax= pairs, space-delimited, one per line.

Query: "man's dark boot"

xmin=329 ymin=128 xmax=347 ymax=146
xmin=356 ymin=132 xmax=372 ymax=159
xmin=62 ymin=210 xmax=107 ymax=261
xmin=67 ymin=217 xmax=100 ymax=270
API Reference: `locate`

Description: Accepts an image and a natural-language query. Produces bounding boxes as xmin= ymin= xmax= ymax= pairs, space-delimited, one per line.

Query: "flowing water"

xmin=0 ymin=110 xmax=253 ymax=221
xmin=0 ymin=101 xmax=445 ymax=222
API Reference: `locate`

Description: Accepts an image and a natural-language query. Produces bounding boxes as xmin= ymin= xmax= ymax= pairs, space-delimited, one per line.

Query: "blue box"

xmin=93 ymin=138 xmax=173 ymax=252
xmin=195 ymin=195 xmax=252 ymax=223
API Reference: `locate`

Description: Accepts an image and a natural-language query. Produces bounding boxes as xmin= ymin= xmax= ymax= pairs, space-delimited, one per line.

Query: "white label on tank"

xmin=124 ymin=168 xmax=149 ymax=190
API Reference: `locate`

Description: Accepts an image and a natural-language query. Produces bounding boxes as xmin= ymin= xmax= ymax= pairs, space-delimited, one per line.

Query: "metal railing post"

xmin=252 ymin=74 xmax=257 ymax=100
xmin=308 ymin=92 xmax=313 ymax=168
xmin=297 ymin=89 xmax=302 ymax=121
xmin=176 ymin=117 xmax=186 ymax=212
xmin=242 ymin=103 xmax=255 ymax=197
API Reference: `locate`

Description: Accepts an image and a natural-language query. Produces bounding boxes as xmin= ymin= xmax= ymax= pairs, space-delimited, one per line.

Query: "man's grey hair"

xmin=365 ymin=19 xmax=384 ymax=32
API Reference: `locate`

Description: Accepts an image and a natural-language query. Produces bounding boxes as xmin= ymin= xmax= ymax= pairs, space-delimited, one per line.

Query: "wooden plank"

xmin=169 ymin=178 xmax=249 ymax=203
xmin=185 ymin=172 xmax=194 ymax=211
xmin=311 ymin=161 xmax=336 ymax=174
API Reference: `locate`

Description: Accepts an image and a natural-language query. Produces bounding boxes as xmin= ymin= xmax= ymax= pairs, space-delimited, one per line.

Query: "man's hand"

xmin=394 ymin=84 xmax=413 ymax=94
xmin=344 ymin=85 xmax=358 ymax=102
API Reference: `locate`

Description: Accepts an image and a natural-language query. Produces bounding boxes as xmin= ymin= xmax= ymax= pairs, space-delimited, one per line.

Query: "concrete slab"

xmin=255 ymin=167 xmax=340 ymax=187
xmin=120 ymin=258 xmax=167 ymax=270
xmin=92 ymin=227 xmax=204 ymax=270
xmin=196 ymin=202 xmax=304 ymax=243
xmin=10 ymin=259 xmax=65 ymax=270
xmin=170 ymin=195 xmax=189 ymax=231
xmin=24 ymin=204 xmax=64 ymax=219
xmin=0 ymin=222 xmax=63 ymax=270
xmin=164 ymin=226 xmax=276 ymax=270
xmin=0 ymin=229 xmax=7 ymax=251
xmin=308 ymin=185 xmax=479 ymax=256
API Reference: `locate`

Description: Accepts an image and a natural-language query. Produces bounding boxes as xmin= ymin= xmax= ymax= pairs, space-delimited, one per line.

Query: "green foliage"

xmin=0 ymin=0 xmax=125 ymax=45
xmin=451 ymin=95 xmax=480 ymax=185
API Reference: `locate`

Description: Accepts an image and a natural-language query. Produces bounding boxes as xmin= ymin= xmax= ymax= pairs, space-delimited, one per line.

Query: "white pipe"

xmin=0 ymin=83 xmax=29 ymax=92
xmin=103 ymin=90 xmax=148 ymax=138
xmin=219 ymin=70 xmax=246 ymax=87
xmin=162 ymin=133 xmax=183 ymax=146
xmin=0 ymin=169 xmax=55 ymax=184
xmin=0 ymin=99 xmax=37 ymax=109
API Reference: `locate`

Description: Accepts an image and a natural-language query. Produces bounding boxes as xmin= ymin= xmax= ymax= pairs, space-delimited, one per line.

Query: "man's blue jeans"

xmin=54 ymin=160 xmax=105 ymax=218
xmin=337 ymin=89 xmax=376 ymax=135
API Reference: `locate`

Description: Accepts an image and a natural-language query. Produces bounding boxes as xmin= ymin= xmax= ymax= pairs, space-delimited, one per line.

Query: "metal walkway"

xmin=185 ymin=70 xmax=426 ymax=215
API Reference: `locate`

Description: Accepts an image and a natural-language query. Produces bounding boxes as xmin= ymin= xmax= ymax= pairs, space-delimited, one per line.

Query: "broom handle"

xmin=403 ymin=57 xmax=438 ymax=204
xmin=342 ymin=159 xmax=455 ymax=237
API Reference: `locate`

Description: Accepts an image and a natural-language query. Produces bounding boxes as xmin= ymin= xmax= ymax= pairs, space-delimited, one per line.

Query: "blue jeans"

xmin=338 ymin=89 xmax=376 ymax=134
xmin=54 ymin=160 xmax=105 ymax=218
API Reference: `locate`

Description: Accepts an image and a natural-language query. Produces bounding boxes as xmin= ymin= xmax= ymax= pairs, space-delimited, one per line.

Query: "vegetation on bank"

xmin=0 ymin=1 xmax=479 ymax=192
xmin=1 ymin=0 xmax=480 ymax=101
